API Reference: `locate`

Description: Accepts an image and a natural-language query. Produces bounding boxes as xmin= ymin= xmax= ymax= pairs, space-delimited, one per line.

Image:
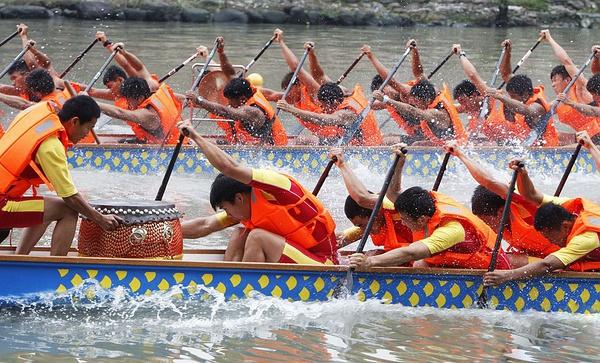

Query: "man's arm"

xmin=178 ymin=119 xmax=252 ymax=183
xmin=349 ymin=241 xmax=432 ymax=268
xmin=577 ymin=131 xmax=600 ymax=170
xmin=0 ymin=93 xmax=34 ymax=109
xmin=592 ymin=45 xmax=600 ymax=75
xmin=375 ymin=91 xmax=450 ymax=128
xmin=88 ymin=87 xmax=116 ymax=100
xmin=486 ymin=88 xmax=545 ymax=119
xmin=190 ymin=95 xmax=266 ymax=127
xmin=216 ymin=37 xmax=236 ymax=79
xmin=386 ymin=144 xmax=407 ymax=204
xmin=409 ymin=40 xmax=425 ymax=80
xmin=556 ymin=93 xmax=600 ymax=117
xmin=499 ymin=39 xmax=512 ymax=83
xmin=274 ymin=30 xmax=320 ymax=95
xmin=483 ymin=255 xmax=564 ymax=286
xmin=98 ymin=102 xmax=161 ymax=131
xmin=260 ymin=87 xmax=284 ymax=101
xmin=362 ymin=45 xmax=412 ymax=98
xmin=453 ymin=44 xmax=488 ymax=94
xmin=512 ymin=160 xmax=544 ymax=205
xmin=308 ymin=46 xmax=332 ymax=84
xmin=329 ymin=148 xmax=378 ymax=209
xmin=182 ymin=212 xmax=236 ymax=238
xmin=277 ymin=100 xmax=354 ymax=127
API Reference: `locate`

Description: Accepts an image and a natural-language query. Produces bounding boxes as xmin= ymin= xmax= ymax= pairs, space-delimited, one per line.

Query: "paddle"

xmin=159 ymin=50 xmax=199 ymax=83
xmin=312 ymin=44 xmax=413 ymax=196
xmin=496 ymin=36 xmax=543 ymax=90
xmin=59 ymin=39 xmax=99 ymax=79
xmin=0 ymin=30 xmax=18 ymax=48
xmin=83 ymin=46 xmax=121 ymax=93
xmin=432 ymin=152 xmax=452 ymax=191
xmin=260 ymin=45 xmax=312 ymax=145
xmin=238 ymin=35 xmax=276 ymax=78
xmin=554 ymin=141 xmax=584 ymax=197
xmin=64 ymin=81 xmax=101 ymax=144
xmin=346 ymin=148 xmax=407 ymax=292
xmin=0 ymin=42 xmax=33 ymax=81
xmin=427 ymin=51 xmax=454 ymax=79
xmin=336 ymin=52 xmax=366 ymax=85
xmin=524 ymin=51 xmax=597 ymax=146
xmin=155 ymin=39 xmax=219 ymax=201
xmin=477 ymin=163 xmax=522 ymax=309
xmin=477 ymin=47 xmax=506 ymax=122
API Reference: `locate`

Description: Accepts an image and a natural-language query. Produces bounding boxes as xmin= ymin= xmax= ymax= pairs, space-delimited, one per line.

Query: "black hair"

xmin=371 ymin=74 xmax=383 ymax=92
xmin=534 ymin=203 xmax=575 ymax=231
xmin=394 ymin=186 xmax=436 ymax=219
xmin=7 ymin=59 xmax=29 ymax=75
xmin=344 ymin=195 xmax=373 ymax=220
xmin=281 ymin=71 xmax=299 ymax=90
xmin=453 ymin=79 xmax=480 ymax=99
xmin=25 ymin=69 xmax=54 ymax=95
xmin=586 ymin=74 xmax=600 ymax=95
xmin=410 ymin=79 xmax=436 ymax=104
xmin=223 ymin=77 xmax=254 ymax=100
xmin=103 ymin=65 xmax=127 ymax=86
xmin=317 ymin=82 xmax=344 ymax=104
xmin=120 ymin=77 xmax=151 ymax=100
xmin=506 ymin=74 xmax=534 ymax=97
xmin=471 ymin=185 xmax=505 ymax=216
xmin=550 ymin=65 xmax=570 ymax=80
xmin=209 ymin=173 xmax=252 ymax=210
xmin=58 ymin=95 xmax=101 ymax=124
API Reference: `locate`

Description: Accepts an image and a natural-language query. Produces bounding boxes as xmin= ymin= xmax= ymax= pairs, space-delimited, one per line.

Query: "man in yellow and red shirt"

xmin=178 ymin=119 xmax=337 ymax=264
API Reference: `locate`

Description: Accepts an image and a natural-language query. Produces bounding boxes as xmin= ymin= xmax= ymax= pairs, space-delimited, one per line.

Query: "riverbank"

xmin=0 ymin=1 xmax=599 ymax=28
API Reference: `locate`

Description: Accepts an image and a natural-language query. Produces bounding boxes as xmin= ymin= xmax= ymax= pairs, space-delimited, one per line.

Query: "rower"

xmin=0 ymin=96 xmax=121 ymax=254
xmin=485 ymin=39 xmax=559 ymax=146
xmin=176 ymin=119 xmax=338 ymax=264
xmin=556 ymin=72 xmax=600 ymax=139
xmin=484 ymin=166 xmax=600 ymax=286
xmin=576 ymin=130 xmax=600 ymax=170
xmin=0 ymin=69 xmax=73 ymax=110
xmin=331 ymin=147 xmax=413 ymax=256
xmin=348 ymin=147 xmax=511 ymax=270
xmin=445 ymin=141 xmax=559 ymax=265
xmin=541 ymin=30 xmax=600 ymax=143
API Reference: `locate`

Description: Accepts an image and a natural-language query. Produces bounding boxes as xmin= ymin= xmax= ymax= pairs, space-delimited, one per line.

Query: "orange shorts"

xmin=0 ymin=196 xmax=45 ymax=229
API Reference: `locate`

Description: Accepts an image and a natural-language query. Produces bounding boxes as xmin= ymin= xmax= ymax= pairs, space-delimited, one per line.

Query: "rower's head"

xmin=281 ymin=72 xmax=301 ymax=104
xmin=223 ymin=78 xmax=254 ymax=108
xmin=409 ymin=80 xmax=437 ymax=109
xmin=317 ymin=82 xmax=344 ymax=113
xmin=344 ymin=195 xmax=384 ymax=234
xmin=453 ymin=80 xmax=481 ymax=113
xmin=58 ymin=95 xmax=101 ymax=144
xmin=25 ymin=69 xmax=55 ymax=102
xmin=370 ymin=74 xmax=394 ymax=95
xmin=103 ymin=65 xmax=128 ymax=98
xmin=210 ymin=173 xmax=252 ymax=221
xmin=394 ymin=186 xmax=435 ymax=232
xmin=506 ymin=74 xmax=534 ymax=103
xmin=586 ymin=74 xmax=600 ymax=104
xmin=550 ymin=65 xmax=571 ymax=95
xmin=121 ymin=77 xmax=152 ymax=110
xmin=534 ymin=203 xmax=575 ymax=247
xmin=470 ymin=185 xmax=505 ymax=231
xmin=7 ymin=59 xmax=29 ymax=90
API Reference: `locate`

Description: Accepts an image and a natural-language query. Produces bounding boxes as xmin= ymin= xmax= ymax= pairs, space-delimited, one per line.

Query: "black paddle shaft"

xmin=83 ymin=47 xmax=120 ymax=93
xmin=159 ymin=52 xmax=198 ymax=83
xmin=478 ymin=164 xmax=522 ymax=308
xmin=432 ymin=152 xmax=452 ymax=192
xmin=0 ymin=30 xmax=18 ymax=48
xmin=336 ymin=52 xmax=366 ymax=85
xmin=238 ymin=36 xmax=276 ymax=77
xmin=427 ymin=51 xmax=454 ymax=79
xmin=554 ymin=142 xmax=583 ymax=197
xmin=0 ymin=45 xmax=32 ymax=80
xmin=60 ymin=39 xmax=99 ymax=79
xmin=496 ymin=37 xmax=543 ymax=90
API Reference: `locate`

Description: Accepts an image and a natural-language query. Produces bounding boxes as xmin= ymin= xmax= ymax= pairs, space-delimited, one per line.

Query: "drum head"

xmin=198 ymin=70 xmax=229 ymax=104
xmin=88 ymin=200 xmax=182 ymax=225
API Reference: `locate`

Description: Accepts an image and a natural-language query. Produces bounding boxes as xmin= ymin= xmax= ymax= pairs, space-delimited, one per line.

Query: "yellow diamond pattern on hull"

xmin=145 ymin=272 xmax=156 ymax=282
xmin=173 ymin=273 xmax=185 ymax=284
xmin=129 ymin=277 xmax=141 ymax=292
xmin=100 ymin=276 xmax=112 ymax=289
xmin=201 ymin=274 xmax=213 ymax=285
xmin=258 ymin=275 xmax=269 ymax=289
xmin=286 ymin=276 xmax=297 ymax=290
xmin=71 ymin=274 xmax=83 ymax=287
xmin=58 ymin=269 xmax=69 ymax=277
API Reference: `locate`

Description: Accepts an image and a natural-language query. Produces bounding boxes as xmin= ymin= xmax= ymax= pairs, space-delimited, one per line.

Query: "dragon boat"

xmin=69 ymin=144 xmax=597 ymax=177
xmin=0 ymin=247 xmax=598 ymax=314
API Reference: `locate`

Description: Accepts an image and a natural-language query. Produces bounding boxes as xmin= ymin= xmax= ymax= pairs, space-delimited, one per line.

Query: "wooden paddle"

xmin=496 ymin=36 xmax=543 ymax=90
xmin=427 ymin=50 xmax=454 ymax=79
xmin=477 ymin=163 xmax=523 ymax=308
xmin=260 ymin=45 xmax=312 ymax=145
xmin=238 ymin=35 xmax=276 ymax=78
xmin=155 ymin=39 xmax=219 ymax=201
xmin=554 ymin=141 xmax=584 ymax=197
xmin=345 ymin=148 xmax=407 ymax=292
xmin=59 ymin=39 xmax=99 ymax=79
xmin=336 ymin=52 xmax=366 ymax=85
xmin=0 ymin=42 xmax=33 ymax=80
xmin=524 ymin=51 xmax=597 ymax=146
xmin=0 ymin=30 xmax=18 ymax=48
xmin=159 ymin=50 xmax=199 ymax=83
xmin=432 ymin=152 xmax=452 ymax=191
xmin=83 ymin=46 xmax=121 ymax=93
xmin=312 ymin=44 xmax=413 ymax=196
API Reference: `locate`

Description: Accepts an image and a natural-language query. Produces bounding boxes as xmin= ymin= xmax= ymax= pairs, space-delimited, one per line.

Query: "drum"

xmin=198 ymin=70 xmax=229 ymax=104
xmin=78 ymin=200 xmax=183 ymax=259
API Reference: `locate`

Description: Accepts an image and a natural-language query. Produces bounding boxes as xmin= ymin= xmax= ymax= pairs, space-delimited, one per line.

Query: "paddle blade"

xmin=476 ymin=288 xmax=489 ymax=309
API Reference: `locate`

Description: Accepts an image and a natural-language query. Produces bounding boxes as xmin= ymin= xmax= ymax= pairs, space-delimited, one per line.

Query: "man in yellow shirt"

xmin=0 ymin=96 xmax=121 ymax=255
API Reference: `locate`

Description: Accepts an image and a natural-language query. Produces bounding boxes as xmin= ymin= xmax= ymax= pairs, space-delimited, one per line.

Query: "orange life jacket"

xmin=295 ymin=84 xmax=342 ymax=140
xmin=420 ymin=89 xmax=467 ymax=146
xmin=0 ymin=101 xmax=69 ymax=198
xmin=555 ymin=85 xmax=600 ymax=138
xmin=241 ymin=174 xmax=337 ymax=262
xmin=504 ymin=197 xmax=560 ymax=258
xmin=416 ymin=192 xmax=510 ymax=269
xmin=557 ymin=198 xmax=600 ymax=271
xmin=370 ymin=208 xmax=413 ymax=251
xmin=486 ymin=86 xmax=558 ymax=146
xmin=134 ymin=83 xmax=182 ymax=144
xmin=220 ymin=88 xmax=288 ymax=146
xmin=334 ymin=84 xmax=383 ymax=146
xmin=0 ymin=124 xmax=4 ymax=139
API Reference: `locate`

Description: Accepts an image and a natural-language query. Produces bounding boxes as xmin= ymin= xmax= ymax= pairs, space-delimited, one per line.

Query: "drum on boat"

xmin=78 ymin=200 xmax=183 ymax=259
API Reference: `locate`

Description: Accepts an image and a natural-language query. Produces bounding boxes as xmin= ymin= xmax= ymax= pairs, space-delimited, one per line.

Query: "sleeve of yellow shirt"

xmin=251 ymin=168 xmax=292 ymax=191
xmin=550 ymin=231 xmax=600 ymax=266
xmin=342 ymin=226 xmax=363 ymax=242
xmin=419 ymin=220 xmax=466 ymax=255
xmin=382 ymin=197 xmax=395 ymax=211
xmin=541 ymin=194 xmax=572 ymax=206
xmin=34 ymin=136 xmax=78 ymax=198
xmin=215 ymin=210 xmax=238 ymax=228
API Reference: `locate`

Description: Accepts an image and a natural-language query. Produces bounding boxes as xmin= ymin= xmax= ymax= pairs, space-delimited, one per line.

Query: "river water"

xmin=1 ymin=19 xmax=600 ymax=362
